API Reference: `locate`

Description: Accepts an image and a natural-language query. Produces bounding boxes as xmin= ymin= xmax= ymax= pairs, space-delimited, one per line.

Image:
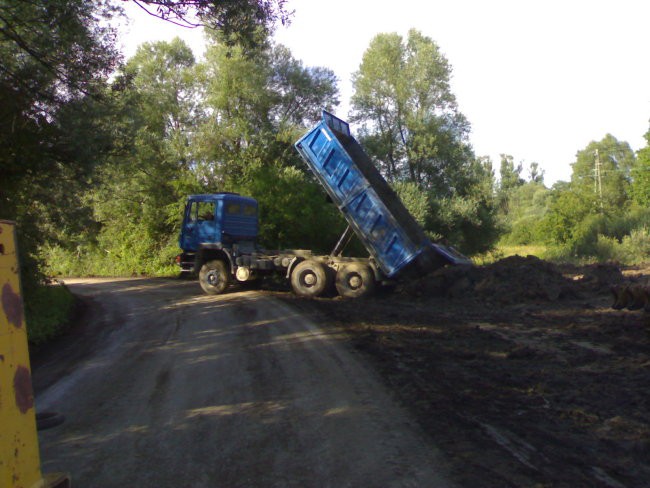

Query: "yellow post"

xmin=0 ymin=221 xmax=69 ymax=488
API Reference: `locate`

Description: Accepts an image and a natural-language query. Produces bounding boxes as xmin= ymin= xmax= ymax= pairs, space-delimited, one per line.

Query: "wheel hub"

xmin=348 ymin=274 xmax=362 ymax=289
xmin=304 ymin=272 xmax=316 ymax=286
xmin=207 ymin=271 xmax=220 ymax=286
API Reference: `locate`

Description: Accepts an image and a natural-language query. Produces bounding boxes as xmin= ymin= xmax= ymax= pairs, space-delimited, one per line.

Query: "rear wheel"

xmin=199 ymin=260 xmax=231 ymax=295
xmin=335 ymin=263 xmax=375 ymax=298
xmin=291 ymin=260 xmax=330 ymax=297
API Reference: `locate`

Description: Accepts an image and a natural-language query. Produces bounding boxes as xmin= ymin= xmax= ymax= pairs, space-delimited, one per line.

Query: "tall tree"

xmin=570 ymin=134 xmax=635 ymax=213
xmin=540 ymin=136 xmax=636 ymax=254
xmin=527 ymin=162 xmax=545 ymax=184
xmin=350 ymin=29 xmax=498 ymax=254
xmin=631 ymin=126 xmax=650 ymax=206
xmin=351 ymin=29 xmax=471 ymax=191
xmin=193 ymin=36 xmax=342 ymax=249
xmin=0 ymin=0 xmax=121 ymax=286
xmin=498 ymin=154 xmax=525 ymax=192
xmin=194 ymin=37 xmax=338 ymax=188
xmin=88 ymin=38 xmax=201 ymax=273
xmin=496 ymin=154 xmax=525 ymax=216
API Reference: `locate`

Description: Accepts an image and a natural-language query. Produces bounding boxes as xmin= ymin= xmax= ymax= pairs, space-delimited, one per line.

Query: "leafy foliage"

xmin=82 ymin=38 xmax=201 ymax=274
xmin=194 ymin=39 xmax=338 ymax=187
xmin=237 ymin=165 xmax=344 ymax=251
xmin=570 ymin=134 xmax=634 ymax=213
xmin=351 ymin=29 xmax=470 ymax=188
xmin=44 ymin=34 xmax=340 ymax=275
xmin=24 ymin=283 xmax=75 ymax=345
xmin=131 ymin=0 xmax=291 ymax=51
xmin=631 ymin=127 xmax=650 ymax=206
xmin=500 ymin=182 xmax=550 ymax=245
xmin=0 ymin=0 xmax=122 ymax=309
xmin=350 ymin=29 xmax=498 ymax=254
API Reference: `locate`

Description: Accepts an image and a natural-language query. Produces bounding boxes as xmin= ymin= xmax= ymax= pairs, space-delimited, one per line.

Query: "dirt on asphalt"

xmin=32 ymin=279 xmax=454 ymax=488
xmin=33 ymin=258 xmax=649 ymax=487
xmin=273 ymin=256 xmax=650 ymax=488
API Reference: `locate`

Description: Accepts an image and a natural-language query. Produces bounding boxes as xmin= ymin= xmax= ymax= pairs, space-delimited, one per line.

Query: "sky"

xmin=118 ymin=0 xmax=650 ymax=185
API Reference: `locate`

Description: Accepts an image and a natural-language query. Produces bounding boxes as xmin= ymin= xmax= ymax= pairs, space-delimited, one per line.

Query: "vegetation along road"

xmin=33 ymin=278 xmax=453 ymax=487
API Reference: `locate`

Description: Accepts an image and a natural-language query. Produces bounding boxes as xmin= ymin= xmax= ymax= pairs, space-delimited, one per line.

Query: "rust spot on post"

xmin=13 ymin=366 xmax=34 ymax=413
xmin=2 ymin=282 xmax=24 ymax=328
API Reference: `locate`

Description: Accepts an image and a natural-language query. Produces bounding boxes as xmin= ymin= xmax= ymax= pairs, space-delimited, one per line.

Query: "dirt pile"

xmin=289 ymin=260 xmax=650 ymax=487
xmin=398 ymin=255 xmax=624 ymax=304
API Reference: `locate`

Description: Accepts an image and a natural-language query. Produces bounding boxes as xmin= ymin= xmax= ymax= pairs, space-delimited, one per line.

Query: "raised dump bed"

xmin=295 ymin=111 xmax=469 ymax=279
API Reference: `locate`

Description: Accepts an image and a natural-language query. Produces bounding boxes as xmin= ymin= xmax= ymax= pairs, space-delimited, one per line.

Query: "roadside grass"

xmin=42 ymin=243 xmax=179 ymax=278
xmin=24 ymin=282 xmax=75 ymax=345
xmin=473 ymin=244 xmax=548 ymax=265
xmin=475 ymin=239 xmax=650 ymax=267
xmin=32 ymin=245 xmax=179 ymax=346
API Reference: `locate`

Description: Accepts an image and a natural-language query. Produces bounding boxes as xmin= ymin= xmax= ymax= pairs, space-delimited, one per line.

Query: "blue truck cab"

xmin=177 ymin=193 xmax=258 ymax=272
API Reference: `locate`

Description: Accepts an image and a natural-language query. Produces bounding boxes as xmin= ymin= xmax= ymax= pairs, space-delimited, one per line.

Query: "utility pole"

xmin=594 ymin=149 xmax=603 ymax=210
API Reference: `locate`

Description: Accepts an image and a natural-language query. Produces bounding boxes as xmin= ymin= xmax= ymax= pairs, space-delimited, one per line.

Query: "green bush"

xmin=392 ymin=180 xmax=430 ymax=226
xmin=501 ymin=215 xmax=544 ymax=245
xmin=619 ymin=227 xmax=650 ymax=264
xmin=570 ymin=214 xmax=607 ymax=256
xmin=541 ymin=226 xmax=650 ymax=265
xmin=24 ymin=283 xmax=75 ymax=345
xmin=593 ymin=235 xmax=620 ymax=262
xmin=43 ymin=234 xmax=179 ymax=278
xmin=429 ymin=194 xmax=501 ymax=255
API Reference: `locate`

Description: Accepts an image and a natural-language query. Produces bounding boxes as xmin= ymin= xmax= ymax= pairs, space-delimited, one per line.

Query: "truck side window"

xmin=243 ymin=205 xmax=256 ymax=216
xmin=197 ymin=201 xmax=215 ymax=221
xmin=226 ymin=203 xmax=241 ymax=215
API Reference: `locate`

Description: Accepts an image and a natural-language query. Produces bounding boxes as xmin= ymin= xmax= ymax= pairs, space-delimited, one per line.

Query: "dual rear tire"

xmin=335 ymin=263 xmax=375 ymax=298
xmin=290 ymin=260 xmax=375 ymax=299
xmin=290 ymin=260 xmax=331 ymax=298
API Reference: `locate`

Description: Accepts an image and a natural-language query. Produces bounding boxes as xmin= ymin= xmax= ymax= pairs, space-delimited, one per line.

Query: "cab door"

xmin=180 ymin=200 xmax=218 ymax=251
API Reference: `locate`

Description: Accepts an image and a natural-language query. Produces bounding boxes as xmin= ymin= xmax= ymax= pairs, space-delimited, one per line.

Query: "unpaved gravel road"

xmin=34 ymin=278 xmax=452 ymax=487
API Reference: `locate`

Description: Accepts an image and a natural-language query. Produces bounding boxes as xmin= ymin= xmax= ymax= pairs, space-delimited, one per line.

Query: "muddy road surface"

xmin=33 ymin=278 xmax=452 ymax=488
xmin=278 ymin=258 xmax=650 ymax=488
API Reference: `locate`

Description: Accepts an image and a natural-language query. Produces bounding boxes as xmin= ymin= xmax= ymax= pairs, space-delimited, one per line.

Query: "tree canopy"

xmin=130 ymin=0 xmax=291 ymax=50
xmin=350 ymin=29 xmax=498 ymax=254
xmin=570 ymin=134 xmax=635 ymax=213
xmin=631 ymin=127 xmax=650 ymax=206
xmin=351 ymin=29 xmax=471 ymax=190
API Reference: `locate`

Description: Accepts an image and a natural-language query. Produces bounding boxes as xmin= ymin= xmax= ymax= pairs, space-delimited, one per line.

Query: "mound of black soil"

xmin=397 ymin=255 xmax=586 ymax=304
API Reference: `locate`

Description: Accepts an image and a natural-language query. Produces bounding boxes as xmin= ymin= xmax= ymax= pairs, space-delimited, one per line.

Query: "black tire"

xmin=199 ymin=260 xmax=231 ymax=295
xmin=291 ymin=260 xmax=330 ymax=297
xmin=335 ymin=263 xmax=376 ymax=298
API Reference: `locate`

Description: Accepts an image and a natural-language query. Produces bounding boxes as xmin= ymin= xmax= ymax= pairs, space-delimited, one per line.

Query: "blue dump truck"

xmin=177 ymin=111 xmax=470 ymax=298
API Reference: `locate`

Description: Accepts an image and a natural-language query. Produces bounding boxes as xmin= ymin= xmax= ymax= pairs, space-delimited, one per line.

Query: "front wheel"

xmin=199 ymin=260 xmax=231 ymax=295
xmin=335 ymin=263 xmax=375 ymax=298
